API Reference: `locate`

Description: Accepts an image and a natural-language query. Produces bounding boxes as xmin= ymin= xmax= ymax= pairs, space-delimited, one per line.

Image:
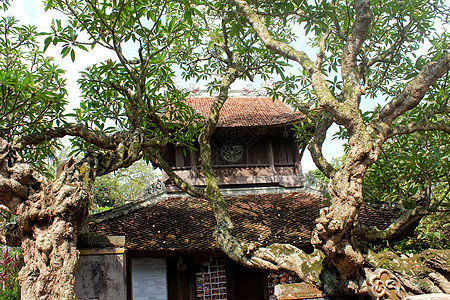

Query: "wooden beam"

xmin=79 ymin=247 xmax=126 ymax=256
xmin=78 ymin=235 xmax=126 ymax=248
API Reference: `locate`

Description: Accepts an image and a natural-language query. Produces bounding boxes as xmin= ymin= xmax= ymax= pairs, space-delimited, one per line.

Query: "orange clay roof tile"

xmin=182 ymin=97 xmax=305 ymax=127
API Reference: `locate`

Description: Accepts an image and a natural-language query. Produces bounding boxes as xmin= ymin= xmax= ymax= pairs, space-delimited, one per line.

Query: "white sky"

xmin=10 ymin=0 xmax=419 ymax=172
xmin=6 ymin=0 xmax=115 ymax=112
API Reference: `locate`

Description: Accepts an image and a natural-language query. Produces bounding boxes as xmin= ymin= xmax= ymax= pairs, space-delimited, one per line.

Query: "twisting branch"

xmin=231 ymin=0 xmax=312 ymax=65
xmin=91 ymin=137 xmax=144 ymax=177
xmin=315 ymin=28 xmax=332 ymax=69
xmin=193 ymin=66 xmax=324 ymax=285
xmin=353 ymin=206 xmax=426 ymax=242
xmin=147 ymin=148 xmax=206 ymax=198
xmin=373 ymin=53 xmax=450 ymax=133
xmin=198 ymin=67 xmax=241 ymax=230
xmin=231 ymin=0 xmax=350 ymax=125
xmin=341 ymin=0 xmax=371 ymax=81
xmin=386 ymin=121 xmax=450 ymax=139
xmin=307 ymin=113 xmax=336 ymax=178
xmin=338 ymin=0 xmax=371 ymax=116
xmin=12 ymin=124 xmax=117 ymax=151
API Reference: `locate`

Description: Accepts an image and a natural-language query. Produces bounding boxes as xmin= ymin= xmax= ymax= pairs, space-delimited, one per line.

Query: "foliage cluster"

xmin=0 ymin=14 xmax=67 ymax=174
xmin=91 ymin=160 xmax=160 ymax=211
xmin=363 ymin=115 xmax=449 ymax=210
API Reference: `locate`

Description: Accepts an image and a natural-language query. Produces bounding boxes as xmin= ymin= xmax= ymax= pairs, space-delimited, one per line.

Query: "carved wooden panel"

xmin=366 ymin=269 xmax=406 ymax=300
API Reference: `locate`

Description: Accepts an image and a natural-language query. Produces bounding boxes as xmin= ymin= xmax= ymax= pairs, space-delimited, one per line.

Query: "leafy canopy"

xmin=0 ymin=14 xmax=67 ymax=171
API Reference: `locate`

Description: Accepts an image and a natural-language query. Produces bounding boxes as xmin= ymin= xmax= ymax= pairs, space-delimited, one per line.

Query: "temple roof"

xmin=87 ymin=192 xmax=396 ymax=251
xmin=183 ymin=97 xmax=305 ymax=127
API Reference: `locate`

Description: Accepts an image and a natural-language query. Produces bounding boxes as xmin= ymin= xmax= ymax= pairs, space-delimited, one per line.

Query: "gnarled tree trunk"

xmin=0 ymin=125 xmax=145 ymax=299
xmin=0 ymin=139 xmax=92 ymax=299
xmin=310 ymin=130 xmax=379 ymax=293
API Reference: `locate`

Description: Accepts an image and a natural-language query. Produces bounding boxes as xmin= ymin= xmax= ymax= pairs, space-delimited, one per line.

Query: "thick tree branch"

xmin=231 ymin=0 xmax=313 ymax=66
xmin=341 ymin=0 xmax=371 ymax=80
xmin=190 ymin=63 xmax=327 ymax=285
xmin=198 ymin=67 xmax=241 ymax=230
xmin=341 ymin=0 xmax=371 ymax=117
xmin=353 ymin=206 xmax=425 ymax=242
xmin=373 ymin=54 xmax=450 ymax=132
xmin=13 ymin=125 xmax=168 ymax=177
xmin=91 ymin=131 xmax=148 ymax=177
xmin=13 ymin=124 xmax=117 ymax=151
xmin=231 ymin=0 xmax=344 ymax=122
xmin=252 ymin=245 xmax=324 ymax=284
xmin=307 ymin=113 xmax=336 ymax=178
xmin=213 ymin=225 xmax=324 ymax=285
xmin=386 ymin=121 xmax=450 ymax=138
xmin=147 ymin=148 xmax=205 ymax=198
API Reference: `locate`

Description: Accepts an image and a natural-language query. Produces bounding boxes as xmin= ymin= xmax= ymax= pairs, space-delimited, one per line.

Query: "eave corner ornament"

xmin=142 ymin=179 xmax=166 ymax=200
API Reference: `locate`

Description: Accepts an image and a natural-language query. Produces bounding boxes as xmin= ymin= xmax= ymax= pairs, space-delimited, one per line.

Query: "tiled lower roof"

xmin=88 ymin=192 xmax=396 ymax=251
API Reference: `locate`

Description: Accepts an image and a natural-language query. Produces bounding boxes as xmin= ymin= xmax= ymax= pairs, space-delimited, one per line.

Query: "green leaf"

xmin=61 ymin=46 xmax=70 ymax=57
xmin=43 ymin=36 xmax=53 ymax=52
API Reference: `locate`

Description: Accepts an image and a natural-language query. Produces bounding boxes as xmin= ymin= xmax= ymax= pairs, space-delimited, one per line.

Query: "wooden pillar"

xmin=176 ymin=257 xmax=190 ymax=300
xmin=175 ymin=148 xmax=184 ymax=168
xmin=293 ymin=141 xmax=302 ymax=175
xmin=268 ymin=138 xmax=276 ymax=178
xmin=190 ymin=150 xmax=198 ymax=178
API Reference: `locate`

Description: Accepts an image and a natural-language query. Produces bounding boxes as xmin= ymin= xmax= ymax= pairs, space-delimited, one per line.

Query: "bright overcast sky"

xmin=13 ymin=1 xmax=426 ymax=172
xmin=6 ymin=0 xmax=116 ymax=113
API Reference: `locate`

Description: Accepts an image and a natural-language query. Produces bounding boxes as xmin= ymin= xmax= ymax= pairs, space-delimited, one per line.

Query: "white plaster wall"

xmin=131 ymin=258 xmax=168 ymax=300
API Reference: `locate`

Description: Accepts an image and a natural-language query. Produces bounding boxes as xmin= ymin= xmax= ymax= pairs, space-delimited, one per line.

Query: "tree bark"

xmin=312 ymin=130 xmax=377 ymax=276
xmin=17 ymin=164 xmax=91 ymax=299
xmin=0 ymin=138 xmax=91 ymax=299
xmin=0 ymin=125 xmax=148 ymax=299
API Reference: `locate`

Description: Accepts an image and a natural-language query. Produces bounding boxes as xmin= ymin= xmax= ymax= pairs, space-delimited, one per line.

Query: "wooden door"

xmin=232 ymin=267 xmax=267 ymax=300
